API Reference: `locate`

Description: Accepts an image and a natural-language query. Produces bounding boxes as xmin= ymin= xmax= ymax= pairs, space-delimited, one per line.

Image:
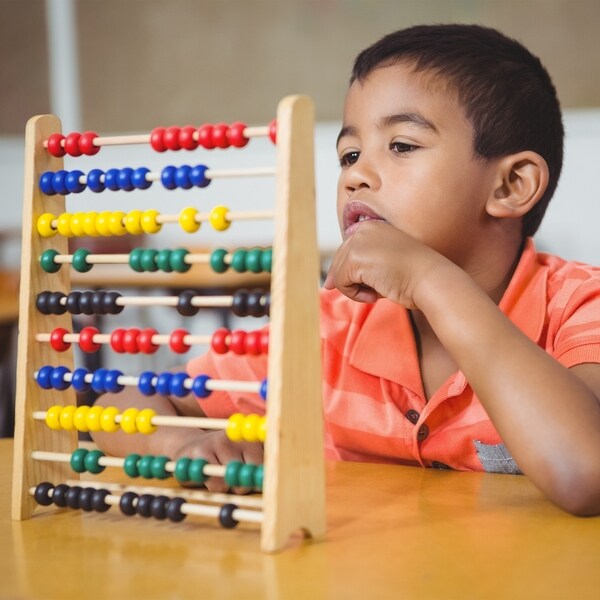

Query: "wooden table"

xmin=2 ymin=439 xmax=600 ymax=600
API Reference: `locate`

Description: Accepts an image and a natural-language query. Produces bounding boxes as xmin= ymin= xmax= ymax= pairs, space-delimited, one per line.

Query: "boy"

xmin=93 ymin=24 xmax=600 ymax=515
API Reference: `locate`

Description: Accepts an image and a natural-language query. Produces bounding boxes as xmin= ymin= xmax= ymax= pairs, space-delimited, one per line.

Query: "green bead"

xmin=209 ymin=248 xmax=228 ymax=273
xmin=170 ymin=248 xmax=190 ymax=273
xmin=150 ymin=455 xmax=170 ymax=479
xmin=123 ymin=453 xmax=141 ymax=477
xmin=254 ymin=465 xmax=264 ymax=490
xmin=40 ymin=249 xmax=60 ymax=273
xmin=70 ymin=448 xmax=89 ymax=473
xmin=238 ymin=463 xmax=256 ymax=488
xmin=174 ymin=457 xmax=191 ymax=482
xmin=230 ymin=249 xmax=247 ymax=273
xmin=224 ymin=460 xmax=242 ymax=487
xmin=83 ymin=449 xmax=105 ymax=474
xmin=245 ymin=248 xmax=263 ymax=273
xmin=140 ymin=249 xmax=158 ymax=272
xmin=138 ymin=454 xmax=154 ymax=478
xmin=72 ymin=248 xmax=92 ymax=273
xmin=188 ymin=458 xmax=208 ymax=484
xmin=155 ymin=249 xmax=173 ymax=272
xmin=261 ymin=248 xmax=272 ymax=273
xmin=129 ymin=248 xmax=144 ymax=272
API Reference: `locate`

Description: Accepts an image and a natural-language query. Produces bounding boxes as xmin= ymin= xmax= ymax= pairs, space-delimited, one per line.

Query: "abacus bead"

xmin=211 ymin=328 xmax=229 ymax=354
xmin=247 ymin=291 xmax=265 ymax=317
xmin=191 ymin=374 xmax=211 ymax=399
xmin=138 ymin=371 xmax=157 ymax=396
xmin=91 ymin=489 xmax=111 ymax=512
xmin=37 ymin=213 xmax=57 ymax=237
xmin=209 ymin=205 xmax=230 ymax=231
xmin=150 ymin=495 xmax=170 ymax=519
xmin=231 ymin=290 xmax=248 ymax=317
xmin=155 ymin=372 xmax=172 ymax=396
xmin=141 ymin=209 xmax=162 ymax=234
xmin=244 ymin=330 xmax=261 ymax=355
xmin=209 ymin=248 xmax=228 ymax=273
xmin=86 ymin=405 xmax=105 ymax=432
xmin=78 ymin=290 xmax=95 ymax=315
xmin=79 ymin=326 xmax=101 ymax=352
xmin=132 ymin=167 xmax=151 ymax=189
xmin=103 ymin=291 xmax=123 ymax=314
xmin=254 ymin=465 xmax=264 ymax=489
xmin=92 ymin=291 xmax=107 ymax=315
xmin=179 ymin=126 xmax=198 ymax=150
xmin=169 ymin=329 xmax=190 ymax=353
xmin=48 ymin=291 xmax=66 ymax=315
xmin=246 ymin=248 xmax=263 ymax=273
xmin=87 ymin=168 xmax=106 ymax=192
xmin=224 ymin=460 xmax=242 ymax=487
xmin=268 ymin=118 xmax=277 ymax=144
xmin=190 ymin=164 xmax=210 ymax=187
xmin=164 ymin=126 xmax=181 ymax=151
xmin=52 ymin=483 xmax=69 ymax=507
xmin=140 ymin=249 xmax=158 ymax=272
xmin=129 ymin=247 xmax=143 ymax=272
xmin=51 ymin=366 xmax=71 ymax=391
xmin=96 ymin=211 xmax=112 ymax=236
xmin=174 ymin=165 xmax=193 ymax=189
xmin=73 ymin=405 xmax=90 ymax=431
xmin=179 ymin=207 xmax=200 ymax=233
xmin=212 ymin=123 xmax=230 ymax=148
xmin=260 ymin=378 xmax=268 ymax=401
xmin=238 ymin=463 xmax=257 ymax=488
xmin=122 ymin=328 xmax=140 ymax=354
xmin=150 ymin=127 xmax=166 ymax=152
xmin=138 ymin=328 xmax=159 ymax=354
xmin=35 ymin=292 xmax=50 ymax=315
xmin=104 ymin=369 xmax=124 ymax=393
xmin=137 ymin=494 xmax=154 ymax=518
xmin=65 ymin=170 xmax=85 ymax=193
xmin=66 ymin=291 xmax=82 ymax=314
xmin=166 ymin=497 xmax=187 ymax=522
xmin=65 ymin=485 xmax=83 ymax=509
xmin=82 ymin=212 xmax=99 ymax=236
xmin=197 ymin=124 xmax=215 ymax=149
xmin=136 ymin=408 xmax=157 ymax=434
xmin=72 ymin=248 xmax=92 ymax=273
xmin=44 ymin=405 xmax=62 ymax=429
xmin=99 ymin=406 xmax=120 ymax=433
xmin=176 ymin=290 xmax=198 ymax=316
xmin=119 ymin=491 xmax=138 ymax=516
xmin=104 ymin=168 xmax=121 ymax=191
xmin=137 ymin=455 xmax=154 ymax=478
xmin=226 ymin=413 xmax=245 ymax=442
xmin=56 ymin=213 xmax=73 ymax=237
xmin=124 ymin=453 xmax=141 ymax=477
xmin=110 ymin=328 xmax=126 ymax=353
xmin=71 ymin=368 xmax=90 ymax=392
xmin=229 ymin=330 xmax=246 ymax=355
xmin=34 ymin=482 xmax=54 ymax=506
xmin=84 ymin=449 xmax=106 ymax=474
xmin=150 ymin=456 xmax=170 ymax=480
xmin=70 ymin=448 xmax=89 ymax=473
xmin=117 ymin=167 xmax=134 ymax=191
xmin=228 ymin=121 xmax=248 ymax=148
xmin=37 ymin=365 xmax=54 ymax=389
xmin=69 ymin=213 xmax=86 ymax=237
xmin=174 ymin=457 xmax=191 ymax=483
xmin=47 ymin=133 xmax=66 ymax=157
xmin=40 ymin=172 xmax=56 ymax=195
xmin=218 ymin=503 xmax=239 ymax=529
xmin=257 ymin=416 xmax=267 ymax=442
xmin=120 ymin=407 xmax=140 ymax=434
xmin=64 ymin=132 xmax=82 ymax=156
xmin=91 ymin=368 xmax=108 ymax=393
xmin=230 ymin=249 xmax=247 ymax=273
xmin=242 ymin=414 xmax=260 ymax=442
xmin=79 ymin=131 xmax=100 ymax=155
xmin=169 ymin=372 xmax=189 ymax=398
xmin=49 ymin=327 xmax=70 ymax=352
xmin=155 ymin=249 xmax=172 ymax=272
xmin=161 ymin=165 xmax=177 ymax=189
xmin=108 ymin=211 xmax=127 ymax=235
xmin=261 ymin=247 xmax=273 ymax=272
xmin=58 ymin=405 xmax=76 ymax=430
xmin=169 ymin=248 xmax=190 ymax=272
xmin=187 ymin=458 xmax=208 ymax=484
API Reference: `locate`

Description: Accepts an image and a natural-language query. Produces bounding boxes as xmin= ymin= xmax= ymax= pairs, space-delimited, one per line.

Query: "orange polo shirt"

xmin=187 ymin=239 xmax=600 ymax=472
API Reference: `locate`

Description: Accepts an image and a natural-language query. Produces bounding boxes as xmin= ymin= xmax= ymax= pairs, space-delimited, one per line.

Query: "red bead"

xmin=228 ymin=122 xmax=248 ymax=148
xmin=122 ymin=328 xmax=141 ymax=354
xmin=268 ymin=119 xmax=277 ymax=144
xmin=244 ymin=330 xmax=261 ymax=355
xmin=79 ymin=131 xmax=100 ymax=155
xmin=46 ymin=133 xmax=66 ymax=157
xmin=64 ymin=132 xmax=82 ymax=157
xmin=260 ymin=329 xmax=269 ymax=354
xmin=150 ymin=127 xmax=167 ymax=152
xmin=79 ymin=326 xmax=101 ymax=353
xmin=163 ymin=126 xmax=182 ymax=151
xmin=50 ymin=327 xmax=71 ymax=352
xmin=212 ymin=123 xmax=230 ymax=149
xmin=138 ymin=328 xmax=159 ymax=354
xmin=179 ymin=126 xmax=198 ymax=150
xmin=110 ymin=328 xmax=126 ymax=353
xmin=169 ymin=329 xmax=191 ymax=353
xmin=211 ymin=328 xmax=229 ymax=354
xmin=229 ymin=330 xmax=246 ymax=355
xmin=197 ymin=124 xmax=215 ymax=149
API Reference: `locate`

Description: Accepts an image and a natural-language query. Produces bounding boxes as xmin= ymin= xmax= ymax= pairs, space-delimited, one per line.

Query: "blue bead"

xmin=40 ymin=171 xmax=56 ymax=195
xmin=160 ymin=166 xmax=177 ymax=190
xmin=259 ymin=378 xmax=268 ymax=401
xmin=190 ymin=164 xmax=210 ymax=188
xmin=50 ymin=366 xmax=71 ymax=391
xmin=65 ymin=170 xmax=86 ymax=194
xmin=52 ymin=170 xmax=69 ymax=195
xmin=174 ymin=165 xmax=192 ymax=189
xmin=117 ymin=167 xmax=134 ymax=191
xmin=104 ymin=369 xmax=124 ymax=393
xmin=104 ymin=168 xmax=121 ymax=191
xmin=91 ymin=368 xmax=109 ymax=394
xmin=71 ymin=368 xmax=90 ymax=392
xmin=191 ymin=374 xmax=211 ymax=399
xmin=36 ymin=365 xmax=55 ymax=389
xmin=138 ymin=371 xmax=157 ymax=396
xmin=155 ymin=372 xmax=172 ymax=396
xmin=87 ymin=169 xmax=106 ymax=192
xmin=132 ymin=167 xmax=151 ymax=190
xmin=169 ymin=372 xmax=189 ymax=398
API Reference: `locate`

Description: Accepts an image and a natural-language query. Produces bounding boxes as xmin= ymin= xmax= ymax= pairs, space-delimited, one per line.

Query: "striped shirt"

xmin=187 ymin=239 xmax=600 ymax=472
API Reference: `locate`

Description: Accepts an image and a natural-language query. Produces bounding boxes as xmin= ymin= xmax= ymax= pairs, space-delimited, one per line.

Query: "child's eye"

xmin=339 ymin=150 xmax=360 ymax=167
xmin=390 ymin=142 xmax=419 ymax=154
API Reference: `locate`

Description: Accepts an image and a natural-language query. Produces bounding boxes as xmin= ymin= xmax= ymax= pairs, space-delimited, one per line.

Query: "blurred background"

xmin=1 ymin=0 xmax=600 ymax=434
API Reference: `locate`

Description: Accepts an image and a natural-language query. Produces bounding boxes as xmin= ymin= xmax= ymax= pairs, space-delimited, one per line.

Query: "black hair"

xmin=351 ymin=24 xmax=564 ymax=238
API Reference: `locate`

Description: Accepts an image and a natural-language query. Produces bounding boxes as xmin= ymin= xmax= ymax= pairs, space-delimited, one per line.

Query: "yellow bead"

xmin=226 ymin=412 xmax=245 ymax=442
xmin=120 ymin=407 xmax=140 ymax=434
xmin=99 ymin=406 xmax=120 ymax=433
xmin=140 ymin=209 xmax=162 ymax=234
xmin=73 ymin=405 xmax=90 ymax=432
xmin=45 ymin=405 xmax=63 ymax=430
xmin=86 ymin=405 xmax=105 ymax=432
xmin=70 ymin=212 xmax=86 ymax=237
xmin=36 ymin=213 xmax=57 ymax=237
xmin=179 ymin=207 xmax=200 ymax=233
xmin=241 ymin=413 xmax=261 ymax=443
xmin=109 ymin=211 xmax=127 ymax=236
xmin=135 ymin=408 xmax=157 ymax=434
xmin=56 ymin=213 xmax=73 ymax=237
xmin=257 ymin=416 xmax=267 ymax=442
xmin=209 ymin=205 xmax=231 ymax=231
xmin=82 ymin=212 xmax=99 ymax=236
xmin=124 ymin=210 xmax=144 ymax=235
xmin=95 ymin=211 xmax=112 ymax=236
xmin=58 ymin=405 xmax=76 ymax=431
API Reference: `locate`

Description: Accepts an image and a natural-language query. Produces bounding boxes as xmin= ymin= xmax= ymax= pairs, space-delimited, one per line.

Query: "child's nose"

xmin=343 ymin=156 xmax=380 ymax=193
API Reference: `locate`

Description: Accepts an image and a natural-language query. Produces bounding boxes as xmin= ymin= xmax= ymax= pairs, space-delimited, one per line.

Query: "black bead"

xmin=79 ymin=290 xmax=95 ymax=315
xmin=91 ymin=488 xmax=111 ymax=513
xmin=150 ymin=495 xmax=170 ymax=520
xmin=263 ymin=292 xmax=271 ymax=317
xmin=218 ymin=503 xmax=239 ymax=529
xmin=136 ymin=493 xmax=154 ymax=518
xmin=36 ymin=292 xmax=51 ymax=315
xmin=78 ymin=487 xmax=94 ymax=512
xmin=52 ymin=483 xmax=69 ymax=507
xmin=176 ymin=290 xmax=199 ymax=316
xmin=66 ymin=291 xmax=82 ymax=315
xmin=65 ymin=485 xmax=83 ymax=509
xmin=103 ymin=291 xmax=123 ymax=315
xmin=119 ymin=491 xmax=138 ymax=516
xmin=91 ymin=290 xmax=107 ymax=315
xmin=48 ymin=291 xmax=67 ymax=315
xmin=33 ymin=482 xmax=54 ymax=506
xmin=166 ymin=497 xmax=187 ymax=523
xmin=231 ymin=290 xmax=248 ymax=317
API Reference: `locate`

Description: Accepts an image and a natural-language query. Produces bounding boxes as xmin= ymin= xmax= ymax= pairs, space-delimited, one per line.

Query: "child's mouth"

xmin=343 ymin=201 xmax=386 ymax=236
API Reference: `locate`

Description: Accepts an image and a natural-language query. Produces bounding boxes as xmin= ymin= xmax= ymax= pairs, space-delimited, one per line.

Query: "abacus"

xmin=11 ymin=95 xmax=326 ymax=552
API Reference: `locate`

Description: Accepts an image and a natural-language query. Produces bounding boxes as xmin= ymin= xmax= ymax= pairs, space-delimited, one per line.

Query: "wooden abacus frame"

xmin=11 ymin=95 xmax=326 ymax=552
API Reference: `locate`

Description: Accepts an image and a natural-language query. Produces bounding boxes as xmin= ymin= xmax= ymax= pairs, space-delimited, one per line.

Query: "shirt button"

xmin=417 ymin=423 xmax=429 ymax=441
xmin=406 ymin=409 xmax=420 ymax=424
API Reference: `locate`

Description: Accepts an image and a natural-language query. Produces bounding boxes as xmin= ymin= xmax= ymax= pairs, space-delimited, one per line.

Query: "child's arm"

xmin=324 ymin=221 xmax=600 ymax=515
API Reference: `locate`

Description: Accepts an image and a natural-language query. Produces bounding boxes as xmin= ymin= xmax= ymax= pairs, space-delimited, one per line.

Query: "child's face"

xmin=336 ymin=62 xmax=501 ymax=265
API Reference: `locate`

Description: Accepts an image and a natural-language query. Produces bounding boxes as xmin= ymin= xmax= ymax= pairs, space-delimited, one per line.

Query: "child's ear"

xmin=486 ymin=151 xmax=549 ymax=218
